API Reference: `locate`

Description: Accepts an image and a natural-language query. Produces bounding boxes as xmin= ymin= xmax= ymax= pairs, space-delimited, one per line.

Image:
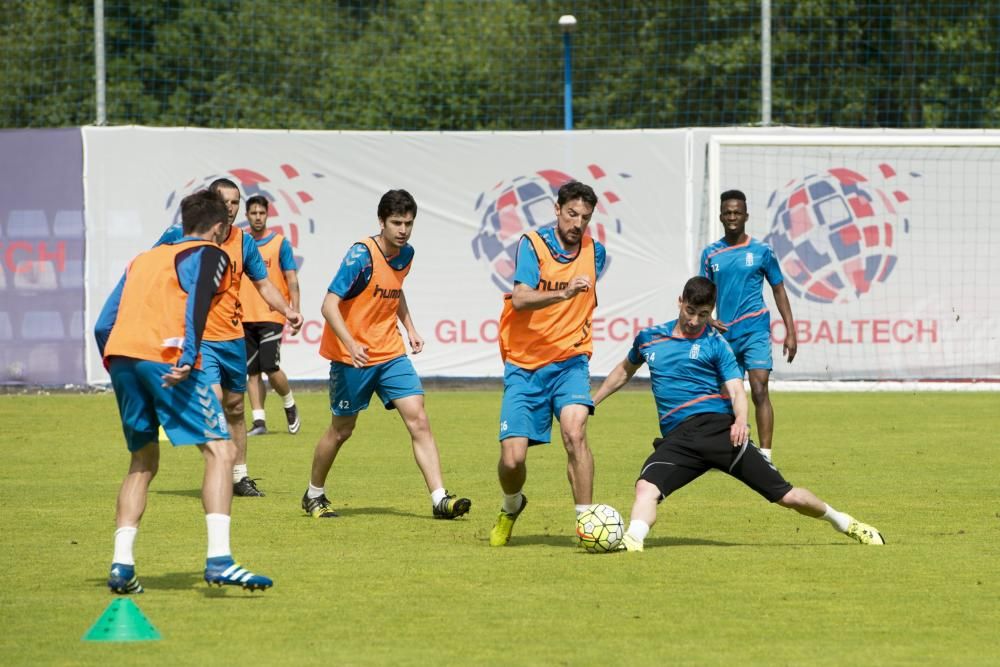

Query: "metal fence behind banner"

xmin=2 ymin=1 xmax=998 ymax=131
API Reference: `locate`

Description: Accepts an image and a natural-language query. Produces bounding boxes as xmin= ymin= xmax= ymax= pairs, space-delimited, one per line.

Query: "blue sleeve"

xmin=512 ymin=236 xmax=540 ymax=287
xmin=176 ymin=246 xmax=229 ymax=368
xmin=699 ymin=247 xmax=712 ymax=279
xmin=154 ymin=226 xmax=183 ymax=248
xmin=626 ymin=334 xmax=645 ymax=366
xmin=329 ymin=243 xmax=372 ymax=298
xmin=762 ymin=245 xmax=783 ymax=286
xmin=243 ymin=234 xmax=268 ymax=282
xmin=278 ymin=238 xmax=296 ymax=272
xmin=595 ymin=241 xmax=607 ymax=279
xmin=714 ymin=335 xmax=743 ymax=383
xmin=94 ymin=272 xmax=126 ymax=356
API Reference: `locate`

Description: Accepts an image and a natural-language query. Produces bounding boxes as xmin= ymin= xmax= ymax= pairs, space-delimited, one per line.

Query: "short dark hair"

xmin=181 ymin=190 xmax=227 ymax=235
xmin=209 ymin=178 xmax=240 ymax=196
xmin=720 ymin=189 xmax=747 ymax=204
xmin=557 ymin=181 xmax=598 ymax=208
xmin=377 ymin=189 xmax=418 ymax=221
xmin=246 ymin=195 xmax=269 ymax=211
xmin=681 ymin=276 xmax=717 ymax=308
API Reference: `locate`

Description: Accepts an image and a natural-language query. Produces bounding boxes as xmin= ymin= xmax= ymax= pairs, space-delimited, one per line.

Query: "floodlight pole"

xmin=94 ymin=0 xmax=107 ymax=125
xmin=559 ymin=15 xmax=577 ymax=131
xmin=761 ymin=0 xmax=772 ymax=126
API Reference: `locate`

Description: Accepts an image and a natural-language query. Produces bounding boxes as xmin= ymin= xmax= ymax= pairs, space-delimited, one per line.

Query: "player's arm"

xmin=94 ymin=272 xmax=126 ymax=359
xmin=771 ymin=282 xmax=796 ymax=363
xmin=278 ymin=238 xmax=300 ymax=313
xmin=509 ymin=236 xmax=591 ymax=311
xmin=170 ymin=246 xmax=230 ymax=385
xmin=723 ymin=377 xmax=750 ymax=446
xmin=321 ymin=291 xmax=368 ymax=367
xmin=592 ymin=357 xmax=643 ymax=406
xmin=396 ymin=290 xmax=423 ymax=354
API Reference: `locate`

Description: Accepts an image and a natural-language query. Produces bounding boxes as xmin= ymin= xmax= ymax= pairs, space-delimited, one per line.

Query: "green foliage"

xmin=1 ymin=390 xmax=999 ymax=664
xmin=0 ymin=0 xmax=998 ymax=129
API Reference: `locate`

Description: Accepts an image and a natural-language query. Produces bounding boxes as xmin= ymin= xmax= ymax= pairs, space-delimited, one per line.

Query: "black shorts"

xmin=243 ymin=322 xmax=284 ymax=374
xmin=638 ymin=413 xmax=793 ymax=503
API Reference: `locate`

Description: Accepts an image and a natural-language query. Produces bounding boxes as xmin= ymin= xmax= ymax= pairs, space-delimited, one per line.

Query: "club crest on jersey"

xmin=688 ymin=343 xmax=701 ymax=360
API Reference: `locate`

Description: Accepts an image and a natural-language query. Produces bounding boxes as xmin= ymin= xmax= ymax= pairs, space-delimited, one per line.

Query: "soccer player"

xmin=239 ymin=195 xmax=301 ymax=436
xmin=700 ymin=189 xmax=797 ymax=462
xmin=301 ymin=189 xmax=471 ymax=520
xmin=95 ymin=190 xmax=274 ymax=594
xmin=489 ymin=180 xmax=606 ymax=546
xmin=157 ymin=178 xmax=303 ymax=497
xmin=592 ymin=276 xmax=884 ymax=552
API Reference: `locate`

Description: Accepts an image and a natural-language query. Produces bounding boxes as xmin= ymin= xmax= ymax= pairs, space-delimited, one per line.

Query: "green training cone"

xmin=82 ymin=598 xmax=162 ymax=642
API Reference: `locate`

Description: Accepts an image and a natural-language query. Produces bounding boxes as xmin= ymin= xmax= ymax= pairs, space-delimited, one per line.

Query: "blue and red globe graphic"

xmin=763 ymin=164 xmax=916 ymax=304
xmin=164 ymin=163 xmax=324 ymax=270
xmin=471 ymin=165 xmax=628 ymax=292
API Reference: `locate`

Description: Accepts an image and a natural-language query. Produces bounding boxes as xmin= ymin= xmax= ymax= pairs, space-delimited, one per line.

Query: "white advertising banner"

xmin=83 ymin=127 xmax=691 ymax=382
xmin=706 ymin=134 xmax=1000 ymax=380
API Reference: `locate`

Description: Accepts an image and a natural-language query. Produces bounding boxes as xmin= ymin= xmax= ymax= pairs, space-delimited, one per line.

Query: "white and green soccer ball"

xmin=576 ymin=504 xmax=624 ymax=553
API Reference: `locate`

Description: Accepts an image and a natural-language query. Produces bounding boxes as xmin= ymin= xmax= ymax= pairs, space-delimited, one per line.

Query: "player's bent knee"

xmin=777 ymin=487 xmax=809 ymax=509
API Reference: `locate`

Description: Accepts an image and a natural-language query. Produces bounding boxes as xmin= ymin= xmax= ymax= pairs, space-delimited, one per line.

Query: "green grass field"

xmin=1 ymin=389 xmax=998 ymax=665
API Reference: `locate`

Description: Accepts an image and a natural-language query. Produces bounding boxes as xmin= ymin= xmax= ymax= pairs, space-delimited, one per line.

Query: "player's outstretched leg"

xmin=107 ymin=563 xmax=144 ymax=594
xmin=204 ymin=556 xmax=273 ymax=591
xmin=777 ymin=487 xmax=885 ymax=545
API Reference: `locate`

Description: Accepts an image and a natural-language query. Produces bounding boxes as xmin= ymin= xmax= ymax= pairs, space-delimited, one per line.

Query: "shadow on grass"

xmin=323 ymin=505 xmax=426 ymax=519
xmin=153 ymin=488 xmax=203 ymax=499
xmin=88 ymin=571 xmax=203 ymax=592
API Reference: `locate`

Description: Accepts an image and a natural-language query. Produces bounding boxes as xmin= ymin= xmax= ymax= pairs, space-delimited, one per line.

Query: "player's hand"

xmin=285 ymin=309 xmax=304 ymax=336
xmin=162 ymin=364 xmax=192 ymax=387
xmin=710 ymin=318 xmax=728 ymax=334
xmin=784 ymin=331 xmax=797 ymax=363
xmin=730 ymin=420 xmax=750 ymax=447
xmin=349 ymin=342 xmax=369 ymax=368
xmin=408 ymin=330 xmax=424 ymax=354
xmin=562 ymin=275 xmax=592 ymax=300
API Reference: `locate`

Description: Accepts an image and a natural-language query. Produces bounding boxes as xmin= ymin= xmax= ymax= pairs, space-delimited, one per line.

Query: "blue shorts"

xmin=726 ymin=329 xmax=773 ymax=375
xmin=200 ymin=339 xmax=247 ymax=393
xmin=109 ymin=357 xmax=229 ymax=452
xmin=499 ymin=355 xmax=594 ymax=445
xmin=328 ymin=355 xmax=423 ymax=416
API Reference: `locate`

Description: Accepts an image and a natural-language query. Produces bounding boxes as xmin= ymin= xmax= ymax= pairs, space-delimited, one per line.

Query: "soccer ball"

xmin=576 ymin=504 xmax=624 ymax=553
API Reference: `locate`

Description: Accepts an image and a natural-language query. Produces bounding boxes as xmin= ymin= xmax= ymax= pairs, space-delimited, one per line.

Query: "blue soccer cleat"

xmin=204 ymin=556 xmax=273 ymax=591
xmin=107 ymin=563 xmax=144 ymax=594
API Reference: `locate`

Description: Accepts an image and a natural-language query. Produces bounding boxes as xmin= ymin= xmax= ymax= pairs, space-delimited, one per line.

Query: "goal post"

xmin=703 ymin=131 xmax=1000 ymax=386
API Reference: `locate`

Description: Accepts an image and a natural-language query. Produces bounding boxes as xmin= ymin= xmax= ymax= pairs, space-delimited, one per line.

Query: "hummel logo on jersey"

xmin=539 ymin=279 xmax=569 ymax=291
xmin=689 ymin=343 xmax=701 ymax=360
xmin=372 ymin=284 xmax=402 ymax=299
xmin=745 ymin=252 xmax=754 ymax=266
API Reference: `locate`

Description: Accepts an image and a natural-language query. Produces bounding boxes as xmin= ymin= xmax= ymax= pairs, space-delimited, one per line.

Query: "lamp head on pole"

xmin=558 ymin=14 xmax=577 ymax=34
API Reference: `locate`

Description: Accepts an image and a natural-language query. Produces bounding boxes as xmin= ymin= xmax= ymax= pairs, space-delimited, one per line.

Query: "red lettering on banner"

xmin=434 ymin=319 xmax=499 ymax=344
xmin=773 ymin=319 xmax=940 ymax=345
xmin=1 ymin=241 xmax=67 ymax=273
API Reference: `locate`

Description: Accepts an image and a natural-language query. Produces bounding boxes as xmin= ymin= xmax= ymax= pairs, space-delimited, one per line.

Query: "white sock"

xmin=430 ymin=487 xmax=448 ymax=507
xmin=233 ymin=464 xmax=248 ymax=483
xmin=821 ymin=504 xmax=852 ymax=533
xmin=759 ymin=447 xmax=773 ymax=462
xmin=502 ymin=492 xmax=524 ymax=514
xmin=307 ymin=483 xmax=325 ymax=500
xmin=281 ymin=391 xmax=295 ymax=408
xmin=626 ymin=520 xmax=650 ymax=543
xmin=575 ymin=504 xmax=590 ymax=516
xmin=205 ymin=513 xmax=231 ymax=559
xmin=113 ymin=526 xmax=138 ymax=565
xmin=252 ymin=409 xmax=266 ymax=422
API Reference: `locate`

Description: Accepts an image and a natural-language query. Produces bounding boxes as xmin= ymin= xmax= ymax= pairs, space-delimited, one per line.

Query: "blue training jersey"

xmin=512 ymin=226 xmax=607 ymax=287
xmin=157 ymin=225 xmax=268 ymax=282
xmin=328 ymin=237 xmax=415 ymax=298
xmin=626 ymin=320 xmax=743 ymax=437
xmin=253 ymin=232 xmax=297 ymax=271
xmin=699 ymin=236 xmax=783 ymax=338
